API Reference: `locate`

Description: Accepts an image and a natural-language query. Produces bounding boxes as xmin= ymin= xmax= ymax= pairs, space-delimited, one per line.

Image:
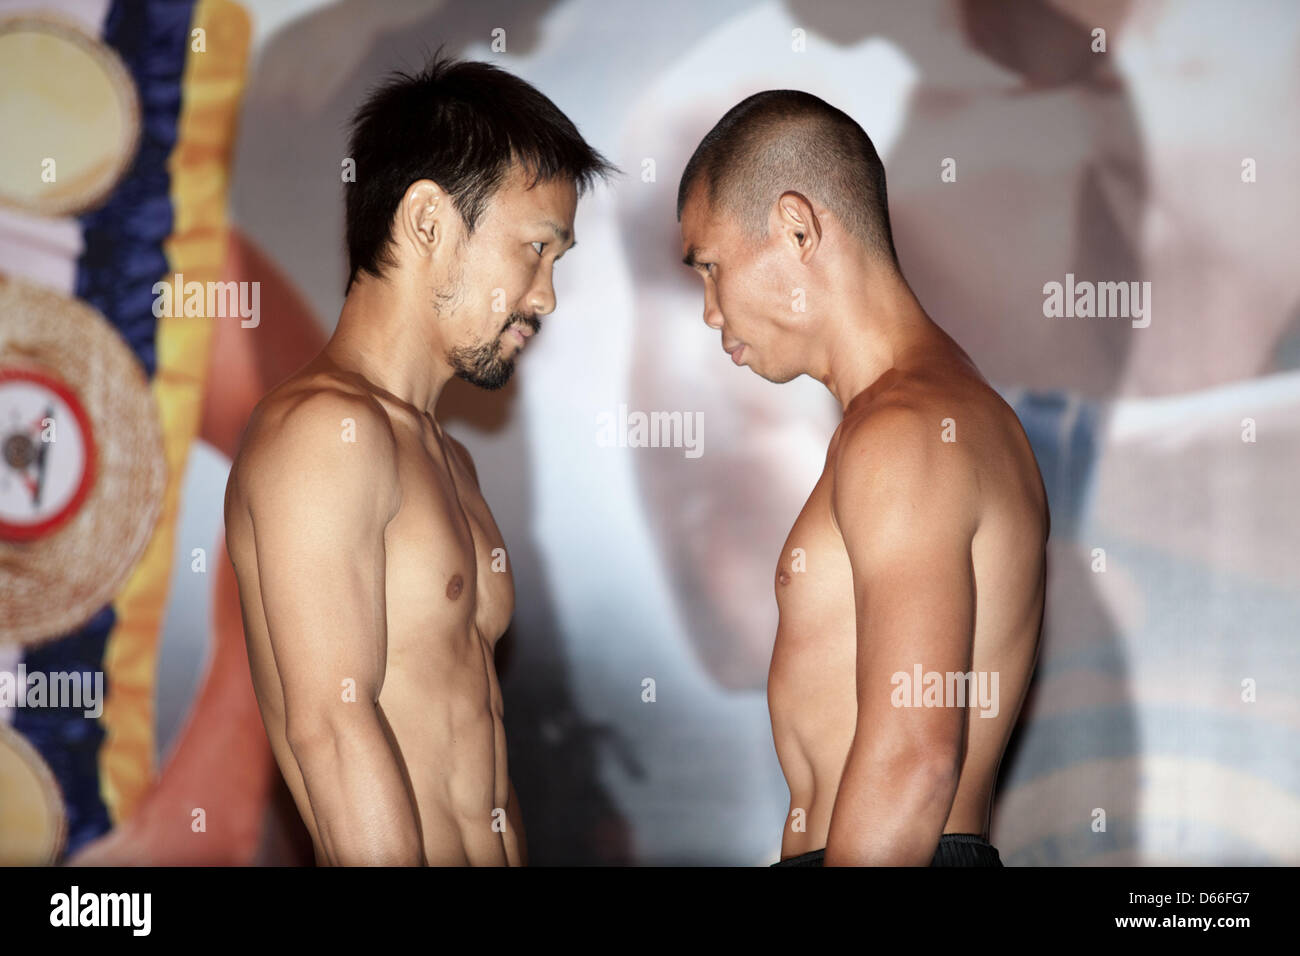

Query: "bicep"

xmin=850 ymin=532 xmax=976 ymax=746
xmin=835 ymin=420 xmax=977 ymax=759
xmin=246 ymin=406 xmax=397 ymax=735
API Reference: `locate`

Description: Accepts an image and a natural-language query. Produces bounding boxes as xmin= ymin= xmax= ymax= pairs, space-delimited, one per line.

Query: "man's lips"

xmin=724 ymin=342 xmax=745 ymax=365
xmin=508 ymin=324 xmax=535 ymax=346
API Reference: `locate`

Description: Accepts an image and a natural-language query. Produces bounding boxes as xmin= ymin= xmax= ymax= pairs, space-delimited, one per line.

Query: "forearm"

xmin=290 ymin=711 xmax=425 ymax=866
xmin=824 ymin=748 xmax=960 ymax=866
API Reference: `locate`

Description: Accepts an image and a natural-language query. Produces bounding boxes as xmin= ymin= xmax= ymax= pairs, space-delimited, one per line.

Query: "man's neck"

xmin=324 ymin=275 xmax=452 ymax=417
xmin=816 ymin=270 xmax=942 ymax=413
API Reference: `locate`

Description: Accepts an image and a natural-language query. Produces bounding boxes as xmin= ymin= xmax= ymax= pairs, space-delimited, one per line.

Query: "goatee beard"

xmin=449 ymin=312 xmax=540 ymax=391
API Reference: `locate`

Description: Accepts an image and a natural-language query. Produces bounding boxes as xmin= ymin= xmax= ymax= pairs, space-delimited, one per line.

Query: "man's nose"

xmin=528 ymin=271 xmax=556 ymax=316
xmin=702 ymin=286 xmax=723 ymax=330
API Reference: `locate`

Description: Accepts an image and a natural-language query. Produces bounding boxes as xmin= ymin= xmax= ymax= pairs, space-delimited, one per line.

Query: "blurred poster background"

xmin=1 ymin=0 xmax=1297 ymax=865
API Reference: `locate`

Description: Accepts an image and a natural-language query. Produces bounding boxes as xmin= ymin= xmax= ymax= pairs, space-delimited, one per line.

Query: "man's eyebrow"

xmin=542 ymin=219 xmax=573 ymax=245
xmin=682 ymin=247 xmax=698 ymax=269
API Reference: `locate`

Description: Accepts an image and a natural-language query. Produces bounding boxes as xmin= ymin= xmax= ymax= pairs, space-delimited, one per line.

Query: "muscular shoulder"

xmin=830 ymin=382 xmax=981 ymax=539
xmin=231 ymin=375 xmax=401 ymax=524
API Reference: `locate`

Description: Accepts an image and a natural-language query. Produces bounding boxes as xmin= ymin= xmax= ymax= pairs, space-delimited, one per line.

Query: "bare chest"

xmin=383 ymin=440 xmax=514 ymax=651
xmin=770 ymin=469 xmax=858 ymax=676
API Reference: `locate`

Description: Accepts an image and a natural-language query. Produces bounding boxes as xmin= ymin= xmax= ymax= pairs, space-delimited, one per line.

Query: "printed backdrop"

xmin=1 ymin=0 xmax=1297 ymax=865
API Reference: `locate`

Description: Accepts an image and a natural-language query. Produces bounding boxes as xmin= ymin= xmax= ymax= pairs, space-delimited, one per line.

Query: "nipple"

xmin=446 ymin=573 xmax=464 ymax=600
xmin=777 ymin=569 xmax=791 ymax=586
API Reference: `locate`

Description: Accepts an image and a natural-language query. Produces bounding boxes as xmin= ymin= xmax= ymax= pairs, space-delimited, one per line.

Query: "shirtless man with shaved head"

xmin=224 ymin=55 xmax=612 ymax=865
xmin=678 ymin=90 xmax=1048 ymax=866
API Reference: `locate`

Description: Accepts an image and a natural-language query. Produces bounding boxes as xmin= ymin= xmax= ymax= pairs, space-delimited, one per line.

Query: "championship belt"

xmin=0 ymin=1 xmax=217 ymax=863
xmin=0 ymin=722 xmax=66 ymax=865
xmin=0 ymin=15 xmax=140 ymax=216
xmin=0 ymin=278 xmax=166 ymax=645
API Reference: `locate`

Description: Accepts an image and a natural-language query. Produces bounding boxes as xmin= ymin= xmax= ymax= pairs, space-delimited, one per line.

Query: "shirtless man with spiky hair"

xmin=224 ymin=55 xmax=612 ymax=865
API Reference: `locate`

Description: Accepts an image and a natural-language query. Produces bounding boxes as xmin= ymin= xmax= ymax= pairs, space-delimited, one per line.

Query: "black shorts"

xmin=770 ymin=833 xmax=1003 ymax=867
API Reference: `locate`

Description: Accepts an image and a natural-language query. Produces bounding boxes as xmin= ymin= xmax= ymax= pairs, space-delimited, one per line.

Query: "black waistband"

xmin=934 ymin=833 xmax=995 ymax=846
xmin=772 ymin=833 xmax=1000 ymax=867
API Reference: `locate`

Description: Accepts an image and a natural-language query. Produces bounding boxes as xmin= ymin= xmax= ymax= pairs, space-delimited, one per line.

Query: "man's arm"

xmin=824 ymin=407 xmax=977 ymax=866
xmin=244 ymin=391 xmax=423 ymax=865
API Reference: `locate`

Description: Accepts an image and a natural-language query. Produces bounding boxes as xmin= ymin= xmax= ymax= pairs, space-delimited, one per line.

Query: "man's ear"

xmin=397 ymin=179 xmax=455 ymax=264
xmin=772 ymin=190 xmax=820 ymax=264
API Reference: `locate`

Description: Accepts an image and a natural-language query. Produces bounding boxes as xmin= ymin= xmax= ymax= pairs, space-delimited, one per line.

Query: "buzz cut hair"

xmin=677 ymin=89 xmax=899 ymax=267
